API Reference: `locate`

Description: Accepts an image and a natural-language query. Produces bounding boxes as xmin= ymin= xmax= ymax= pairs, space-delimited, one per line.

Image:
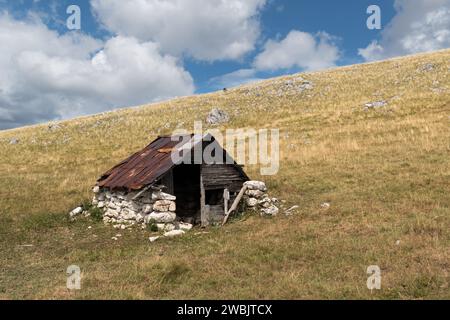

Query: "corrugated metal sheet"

xmin=97 ymin=134 xmax=250 ymax=191
xmin=97 ymin=135 xmax=194 ymax=190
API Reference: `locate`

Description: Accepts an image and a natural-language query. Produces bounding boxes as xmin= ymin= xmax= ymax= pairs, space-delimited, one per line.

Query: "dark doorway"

xmin=173 ymin=164 xmax=201 ymax=221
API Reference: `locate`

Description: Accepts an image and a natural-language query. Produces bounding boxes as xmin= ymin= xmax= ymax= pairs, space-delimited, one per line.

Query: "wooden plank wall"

xmin=201 ymin=164 xmax=246 ymax=192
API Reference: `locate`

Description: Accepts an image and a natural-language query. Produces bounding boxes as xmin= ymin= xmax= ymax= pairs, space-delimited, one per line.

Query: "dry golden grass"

xmin=0 ymin=49 xmax=449 ymax=299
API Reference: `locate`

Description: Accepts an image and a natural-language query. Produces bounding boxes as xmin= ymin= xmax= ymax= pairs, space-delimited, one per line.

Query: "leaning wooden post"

xmin=222 ymin=185 xmax=247 ymax=226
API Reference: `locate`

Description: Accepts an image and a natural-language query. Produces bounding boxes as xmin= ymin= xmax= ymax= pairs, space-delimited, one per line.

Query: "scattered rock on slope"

xmin=417 ymin=63 xmax=435 ymax=72
xmin=320 ymin=202 xmax=331 ymax=209
xmin=206 ymin=108 xmax=230 ymax=125
xmin=48 ymin=123 xmax=61 ymax=131
xmin=279 ymin=77 xmax=314 ymax=95
xmin=364 ymin=100 xmax=388 ymax=110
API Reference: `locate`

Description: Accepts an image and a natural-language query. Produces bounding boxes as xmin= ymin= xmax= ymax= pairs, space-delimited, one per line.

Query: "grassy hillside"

xmin=0 ymin=49 xmax=449 ymax=299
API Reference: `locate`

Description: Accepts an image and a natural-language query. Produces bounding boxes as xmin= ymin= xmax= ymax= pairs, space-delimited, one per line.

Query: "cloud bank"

xmin=359 ymin=0 xmax=450 ymax=61
xmin=91 ymin=0 xmax=267 ymax=61
xmin=0 ymin=13 xmax=193 ymax=129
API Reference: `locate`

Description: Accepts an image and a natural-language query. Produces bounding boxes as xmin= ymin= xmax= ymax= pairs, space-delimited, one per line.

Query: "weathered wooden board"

xmin=200 ymin=173 xmax=208 ymax=227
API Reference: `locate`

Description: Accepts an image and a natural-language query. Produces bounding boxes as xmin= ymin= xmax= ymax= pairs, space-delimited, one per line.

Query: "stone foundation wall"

xmin=92 ymin=186 xmax=179 ymax=230
xmin=88 ymin=180 xmax=279 ymax=231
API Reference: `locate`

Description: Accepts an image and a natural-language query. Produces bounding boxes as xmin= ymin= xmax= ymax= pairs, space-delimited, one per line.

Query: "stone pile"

xmin=206 ymin=108 xmax=230 ymax=125
xmin=272 ymin=77 xmax=314 ymax=96
xmin=243 ymin=181 xmax=279 ymax=216
xmin=92 ymin=186 xmax=190 ymax=231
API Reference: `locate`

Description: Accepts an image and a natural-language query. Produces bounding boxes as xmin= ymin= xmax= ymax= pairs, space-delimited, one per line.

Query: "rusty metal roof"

xmin=97 ymin=134 xmax=249 ymax=191
xmin=97 ymin=135 xmax=193 ymax=190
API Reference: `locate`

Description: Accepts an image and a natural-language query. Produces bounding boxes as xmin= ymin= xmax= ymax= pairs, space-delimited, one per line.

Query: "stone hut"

xmin=92 ymin=134 xmax=267 ymax=230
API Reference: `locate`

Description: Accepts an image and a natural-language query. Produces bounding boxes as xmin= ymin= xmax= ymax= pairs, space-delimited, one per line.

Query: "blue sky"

xmin=0 ymin=0 xmax=448 ymax=129
xmin=192 ymin=0 xmax=397 ymax=92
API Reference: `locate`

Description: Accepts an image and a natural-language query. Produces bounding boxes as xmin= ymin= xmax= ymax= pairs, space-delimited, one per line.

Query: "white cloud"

xmin=0 ymin=13 xmax=194 ymax=129
xmin=210 ymin=29 xmax=340 ymax=91
xmin=91 ymin=0 xmax=267 ymax=62
xmin=359 ymin=0 xmax=450 ymax=61
xmin=253 ymin=30 xmax=340 ymax=71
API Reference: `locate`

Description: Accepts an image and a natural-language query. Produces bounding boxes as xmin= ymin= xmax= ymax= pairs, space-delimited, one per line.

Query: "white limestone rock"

xmin=245 ymin=189 xmax=265 ymax=198
xmin=152 ymin=192 xmax=176 ymax=201
xmin=364 ymin=100 xmax=387 ymax=110
xmin=157 ymin=223 xmax=175 ymax=232
xmin=206 ymin=108 xmax=230 ymax=125
xmin=179 ymin=223 xmax=193 ymax=231
xmin=418 ymin=63 xmax=435 ymax=72
xmin=149 ymin=236 xmax=160 ymax=243
xmin=153 ymin=200 xmax=176 ymax=212
xmin=145 ymin=211 xmax=176 ymax=224
xmin=115 ymin=201 xmax=125 ymax=209
xmin=244 ymin=181 xmax=267 ymax=192
xmin=108 ymin=202 xmax=118 ymax=210
xmin=105 ymin=209 xmax=119 ymax=218
xmin=261 ymin=205 xmax=279 ymax=216
xmin=258 ymin=197 xmax=272 ymax=208
xmin=166 ymin=224 xmax=176 ymax=232
xmin=321 ymin=202 xmax=331 ymax=209
xmin=69 ymin=207 xmax=83 ymax=218
xmin=122 ymin=209 xmax=137 ymax=221
xmin=246 ymin=197 xmax=258 ymax=207
xmin=164 ymin=230 xmax=185 ymax=238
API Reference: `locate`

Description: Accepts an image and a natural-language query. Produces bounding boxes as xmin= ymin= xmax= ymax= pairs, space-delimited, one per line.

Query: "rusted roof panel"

xmin=97 ymin=135 xmax=192 ymax=190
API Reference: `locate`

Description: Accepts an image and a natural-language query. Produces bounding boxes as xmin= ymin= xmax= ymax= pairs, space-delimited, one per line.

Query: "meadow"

xmin=0 ymin=49 xmax=449 ymax=299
